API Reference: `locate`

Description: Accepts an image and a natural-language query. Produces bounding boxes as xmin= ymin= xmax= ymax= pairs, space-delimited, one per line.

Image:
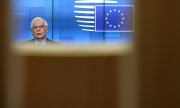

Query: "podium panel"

xmin=23 ymin=56 xmax=119 ymax=108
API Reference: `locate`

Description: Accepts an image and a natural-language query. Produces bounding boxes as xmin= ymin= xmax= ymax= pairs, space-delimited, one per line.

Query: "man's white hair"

xmin=31 ymin=17 xmax=48 ymax=29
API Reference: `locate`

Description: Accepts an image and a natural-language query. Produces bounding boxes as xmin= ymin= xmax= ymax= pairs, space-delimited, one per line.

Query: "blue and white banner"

xmin=95 ymin=5 xmax=134 ymax=32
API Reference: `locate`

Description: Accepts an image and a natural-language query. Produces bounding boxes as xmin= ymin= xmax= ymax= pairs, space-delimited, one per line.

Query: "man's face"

xmin=32 ymin=19 xmax=48 ymax=39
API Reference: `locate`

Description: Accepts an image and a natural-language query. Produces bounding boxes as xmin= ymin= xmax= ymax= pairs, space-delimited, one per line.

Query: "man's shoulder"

xmin=26 ymin=39 xmax=35 ymax=43
xmin=19 ymin=39 xmax=35 ymax=45
xmin=14 ymin=39 xmax=34 ymax=48
xmin=27 ymin=39 xmax=35 ymax=42
xmin=47 ymin=38 xmax=60 ymax=45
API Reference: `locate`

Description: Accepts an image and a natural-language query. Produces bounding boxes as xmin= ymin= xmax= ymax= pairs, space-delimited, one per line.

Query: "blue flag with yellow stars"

xmin=95 ymin=5 xmax=134 ymax=32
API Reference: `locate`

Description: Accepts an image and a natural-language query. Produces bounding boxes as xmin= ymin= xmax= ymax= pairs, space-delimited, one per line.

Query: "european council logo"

xmin=74 ymin=0 xmax=134 ymax=32
xmin=74 ymin=0 xmax=118 ymax=32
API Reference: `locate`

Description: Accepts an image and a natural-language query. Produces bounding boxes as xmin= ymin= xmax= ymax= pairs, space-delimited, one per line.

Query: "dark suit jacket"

xmin=22 ymin=38 xmax=60 ymax=46
xmin=28 ymin=38 xmax=58 ymax=43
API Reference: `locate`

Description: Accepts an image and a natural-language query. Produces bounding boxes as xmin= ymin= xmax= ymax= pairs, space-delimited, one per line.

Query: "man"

xmin=26 ymin=17 xmax=59 ymax=46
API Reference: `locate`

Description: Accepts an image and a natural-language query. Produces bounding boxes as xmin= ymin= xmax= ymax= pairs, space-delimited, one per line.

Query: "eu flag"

xmin=95 ymin=5 xmax=134 ymax=32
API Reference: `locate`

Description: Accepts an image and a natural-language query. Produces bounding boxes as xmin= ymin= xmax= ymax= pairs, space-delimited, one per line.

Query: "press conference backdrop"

xmin=11 ymin=0 xmax=134 ymax=45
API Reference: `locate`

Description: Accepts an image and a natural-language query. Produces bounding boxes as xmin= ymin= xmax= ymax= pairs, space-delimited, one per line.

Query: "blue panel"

xmin=29 ymin=7 xmax=45 ymax=19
